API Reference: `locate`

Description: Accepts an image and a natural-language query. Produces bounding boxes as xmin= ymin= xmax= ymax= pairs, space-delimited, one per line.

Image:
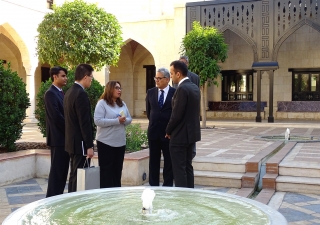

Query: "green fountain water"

xmin=4 ymin=187 xmax=287 ymax=225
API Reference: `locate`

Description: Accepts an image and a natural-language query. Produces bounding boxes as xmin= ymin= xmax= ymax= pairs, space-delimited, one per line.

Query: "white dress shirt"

xmin=178 ymin=77 xmax=189 ymax=86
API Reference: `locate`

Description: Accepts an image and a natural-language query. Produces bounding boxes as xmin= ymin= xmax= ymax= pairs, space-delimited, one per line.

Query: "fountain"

xmin=3 ymin=187 xmax=287 ymax=225
xmin=141 ymin=188 xmax=156 ymax=213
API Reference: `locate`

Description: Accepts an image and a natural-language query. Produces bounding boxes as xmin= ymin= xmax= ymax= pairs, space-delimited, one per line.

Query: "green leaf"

xmin=180 ymin=21 xmax=228 ymax=86
xmin=36 ymin=0 xmax=123 ymax=70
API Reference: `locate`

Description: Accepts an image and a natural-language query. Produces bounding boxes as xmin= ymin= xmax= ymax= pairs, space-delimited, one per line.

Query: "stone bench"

xmin=207 ymin=101 xmax=267 ymax=119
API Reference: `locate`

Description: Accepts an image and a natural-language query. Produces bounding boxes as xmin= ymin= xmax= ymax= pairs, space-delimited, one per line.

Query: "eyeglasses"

xmin=154 ymin=77 xmax=166 ymax=81
xmin=115 ymin=87 xmax=122 ymax=91
xmin=87 ymin=75 xmax=94 ymax=79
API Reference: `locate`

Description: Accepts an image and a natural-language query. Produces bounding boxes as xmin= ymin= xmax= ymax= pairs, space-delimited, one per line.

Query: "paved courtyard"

xmin=1 ymin=119 xmax=320 ymax=224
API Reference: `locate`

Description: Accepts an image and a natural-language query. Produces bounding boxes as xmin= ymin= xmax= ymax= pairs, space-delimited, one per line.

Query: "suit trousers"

xmin=97 ymin=141 xmax=125 ymax=188
xmin=148 ymin=139 xmax=173 ymax=186
xmin=192 ymin=143 xmax=196 ymax=159
xmin=46 ymin=146 xmax=70 ymax=197
xmin=68 ymin=153 xmax=90 ymax=193
xmin=169 ymin=143 xmax=194 ymax=188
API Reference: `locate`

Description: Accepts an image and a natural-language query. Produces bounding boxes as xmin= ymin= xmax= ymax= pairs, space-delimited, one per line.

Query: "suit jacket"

xmin=172 ymin=70 xmax=200 ymax=88
xmin=166 ymin=79 xmax=201 ymax=144
xmin=64 ymin=83 xmax=94 ymax=155
xmin=188 ymin=71 xmax=200 ymax=87
xmin=44 ymin=85 xmax=65 ymax=147
xmin=146 ymin=86 xmax=175 ymax=141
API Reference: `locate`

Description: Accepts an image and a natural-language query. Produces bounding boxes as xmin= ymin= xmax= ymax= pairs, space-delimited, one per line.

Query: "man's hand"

xmin=118 ymin=116 xmax=126 ymax=124
xmin=165 ymin=134 xmax=170 ymax=139
xmin=87 ymin=148 xmax=94 ymax=158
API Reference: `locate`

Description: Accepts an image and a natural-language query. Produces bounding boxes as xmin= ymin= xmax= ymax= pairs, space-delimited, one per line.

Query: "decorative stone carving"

xmin=272 ymin=18 xmax=320 ymax=60
xmin=261 ymin=0 xmax=270 ymax=59
xmin=220 ymin=24 xmax=259 ymax=62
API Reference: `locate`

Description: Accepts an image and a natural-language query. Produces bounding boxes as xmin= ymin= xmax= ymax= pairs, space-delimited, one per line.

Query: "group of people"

xmin=146 ymin=56 xmax=201 ymax=188
xmin=44 ymin=56 xmax=201 ymax=198
xmin=45 ymin=64 xmax=131 ymax=197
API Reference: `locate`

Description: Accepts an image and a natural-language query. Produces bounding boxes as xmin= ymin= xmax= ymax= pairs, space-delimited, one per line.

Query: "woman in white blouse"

xmin=94 ymin=81 xmax=132 ymax=188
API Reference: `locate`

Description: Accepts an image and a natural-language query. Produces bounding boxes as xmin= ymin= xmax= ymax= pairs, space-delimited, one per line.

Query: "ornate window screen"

xmin=201 ymin=2 xmax=258 ymax=38
xmin=275 ymin=0 xmax=320 ymax=40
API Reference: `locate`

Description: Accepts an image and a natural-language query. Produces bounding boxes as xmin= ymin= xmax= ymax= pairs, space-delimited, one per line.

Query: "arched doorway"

xmin=0 ymin=23 xmax=30 ymax=80
xmin=109 ymin=39 xmax=155 ymax=117
xmin=0 ymin=31 xmax=26 ymax=82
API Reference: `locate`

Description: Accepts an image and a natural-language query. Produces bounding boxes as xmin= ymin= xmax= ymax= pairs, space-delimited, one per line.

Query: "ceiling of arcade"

xmin=0 ymin=23 xmax=30 ymax=75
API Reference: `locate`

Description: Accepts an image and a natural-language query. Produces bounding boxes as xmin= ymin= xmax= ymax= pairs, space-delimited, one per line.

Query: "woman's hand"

xmin=87 ymin=148 xmax=94 ymax=158
xmin=118 ymin=116 xmax=126 ymax=124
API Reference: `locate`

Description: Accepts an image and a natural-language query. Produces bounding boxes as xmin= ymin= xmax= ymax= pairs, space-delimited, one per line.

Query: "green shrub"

xmin=35 ymin=70 xmax=104 ymax=137
xmin=0 ymin=62 xmax=30 ymax=151
xmin=125 ymin=124 xmax=148 ymax=152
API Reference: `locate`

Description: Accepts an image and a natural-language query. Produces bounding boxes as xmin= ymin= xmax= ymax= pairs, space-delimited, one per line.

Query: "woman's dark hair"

xmin=100 ymin=81 xmax=123 ymax=107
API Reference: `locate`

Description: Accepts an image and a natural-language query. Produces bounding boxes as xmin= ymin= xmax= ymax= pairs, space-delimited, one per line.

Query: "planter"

xmin=0 ymin=149 xmax=150 ymax=187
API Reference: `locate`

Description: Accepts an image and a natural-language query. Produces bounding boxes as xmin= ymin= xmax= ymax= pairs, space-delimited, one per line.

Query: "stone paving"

xmin=1 ymin=119 xmax=320 ymax=224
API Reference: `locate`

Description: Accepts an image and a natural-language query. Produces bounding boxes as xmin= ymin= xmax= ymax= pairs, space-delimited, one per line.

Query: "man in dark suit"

xmin=64 ymin=64 xmax=95 ymax=193
xmin=146 ymin=68 xmax=175 ymax=186
xmin=172 ymin=56 xmax=200 ymax=159
xmin=172 ymin=56 xmax=200 ymax=88
xmin=45 ymin=66 xmax=70 ymax=197
xmin=166 ymin=60 xmax=201 ymax=188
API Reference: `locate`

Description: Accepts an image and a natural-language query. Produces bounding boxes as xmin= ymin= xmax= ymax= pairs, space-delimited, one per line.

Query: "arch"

xmin=272 ymin=19 xmax=320 ymax=61
xmin=219 ymin=24 xmax=258 ymax=62
xmin=122 ymin=35 xmax=156 ymax=57
xmin=110 ymin=38 xmax=155 ymax=117
xmin=0 ymin=23 xmax=30 ymax=74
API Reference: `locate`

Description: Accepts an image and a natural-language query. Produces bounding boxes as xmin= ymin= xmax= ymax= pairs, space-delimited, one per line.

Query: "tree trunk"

xmin=200 ymin=82 xmax=207 ymax=128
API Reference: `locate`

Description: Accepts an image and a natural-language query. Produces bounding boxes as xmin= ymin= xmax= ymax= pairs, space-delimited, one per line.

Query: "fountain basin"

xmin=257 ymin=135 xmax=320 ymax=142
xmin=3 ymin=187 xmax=287 ymax=225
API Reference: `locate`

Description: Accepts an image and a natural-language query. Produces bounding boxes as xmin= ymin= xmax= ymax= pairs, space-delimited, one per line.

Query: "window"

xmin=47 ymin=0 xmax=53 ymax=9
xmin=292 ymin=69 xmax=320 ymax=101
xmin=221 ymin=70 xmax=254 ymax=101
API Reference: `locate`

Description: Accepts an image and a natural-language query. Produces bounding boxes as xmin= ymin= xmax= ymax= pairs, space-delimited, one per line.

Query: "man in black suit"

xmin=45 ymin=66 xmax=70 ymax=197
xmin=146 ymin=68 xmax=175 ymax=186
xmin=166 ymin=60 xmax=201 ymax=188
xmin=172 ymin=56 xmax=200 ymax=88
xmin=172 ymin=56 xmax=200 ymax=159
xmin=64 ymin=64 xmax=95 ymax=193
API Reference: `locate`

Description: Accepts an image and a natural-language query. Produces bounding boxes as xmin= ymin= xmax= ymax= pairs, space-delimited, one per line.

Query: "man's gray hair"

xmin=179 ymin=55 xmax=189 ymax=64
xmin=157 ymin=67 xmax=170 ymax=78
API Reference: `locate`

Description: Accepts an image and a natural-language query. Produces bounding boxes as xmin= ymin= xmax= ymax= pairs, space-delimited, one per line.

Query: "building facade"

xmin=187 ymin=0 xmax=320 ymax=120
xmin=1 ymin=0 xmax=320 ymax=121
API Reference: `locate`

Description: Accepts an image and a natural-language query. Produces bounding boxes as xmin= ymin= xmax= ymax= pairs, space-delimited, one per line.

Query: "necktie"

xmin=158 ymin=90 xmax=164 ymax=108
xmin=60 ymin=90 xmax=64 ymax=97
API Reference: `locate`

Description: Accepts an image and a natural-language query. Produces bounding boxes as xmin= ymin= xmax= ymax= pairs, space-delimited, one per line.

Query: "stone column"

xmin=25 ymin=64 xmax=37 ymax=123
xmin=268 ymin=70 xmax=274 ymax=122
xmin=256 ymin=70 xmax=262 ymax=122
xmin=105 ymin=65 xmax=110 ymax=84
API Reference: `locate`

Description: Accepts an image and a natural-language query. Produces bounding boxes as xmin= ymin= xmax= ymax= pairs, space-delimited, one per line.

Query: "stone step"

xmin=276 ymin=176 xmax=320 ymax=195
xmin=160 ymin=157 xmax=246 ymax=173
xmin=160 ymin=169 xmax=243 ymax=188
xmin=194 ymin=171 xmax=243 ymax=188
xmin=279 ymin=161 xmax=320 ymax=178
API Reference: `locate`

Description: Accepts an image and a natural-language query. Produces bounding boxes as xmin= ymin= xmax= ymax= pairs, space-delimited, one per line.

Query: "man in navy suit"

xmin=44 ymin=66 xmax=70 ymax=197
xmin=146 ymin=68 xmax=175 ymax=186
xmin=166 ymin=60 xmax=201 ymax=188
xmin=64 ymin=64 xmax=95 ymax=192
